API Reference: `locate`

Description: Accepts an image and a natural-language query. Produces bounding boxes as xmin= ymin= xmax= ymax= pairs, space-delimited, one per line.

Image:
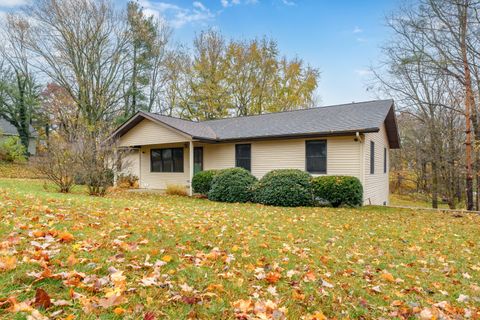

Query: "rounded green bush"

xmin=208 ymin=168 xmax=257 ymax=203
xmin=311 ymin=175 xmax=363 ymax=207
xmin=192 ymin=170 xmax=218 ymax=195
xmin=253 ymin=169 xmax=313 ymax=207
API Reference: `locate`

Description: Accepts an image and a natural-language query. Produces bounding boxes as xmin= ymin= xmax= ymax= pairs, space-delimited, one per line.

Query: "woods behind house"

xmin=372 ymin=0 xmax=480 ymax=210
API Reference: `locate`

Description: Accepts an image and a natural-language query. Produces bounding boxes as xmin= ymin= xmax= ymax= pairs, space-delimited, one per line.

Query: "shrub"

xmin=192 ymin=170 xmax=218 ymax=195
xmin=208 ymin=168 xmax=257 ymax=203
xmin=0 ymin=136 xmax=27 ymax=163
xmin=117 ymin=174 xmax=139 ymax=189
xmin=165 ymin=184 xmax=188 ymax=196
xmin=33 ymin=136 xmax=78 ymax=193
xmin=253 ymin=169 xmax=313 ymax=207
xmin=311 ymin=176 xmax=363 ymax=207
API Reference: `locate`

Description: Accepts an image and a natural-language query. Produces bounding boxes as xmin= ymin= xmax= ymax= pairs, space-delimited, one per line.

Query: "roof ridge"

xmin=201 ymin=99 xmax=393 ymax=123
xmin=144 ymin=99 xmax=394 ymax=124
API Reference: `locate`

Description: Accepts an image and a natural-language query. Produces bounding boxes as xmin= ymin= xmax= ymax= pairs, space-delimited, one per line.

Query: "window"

xmin=194 ymin=147 xmax=203 ymax=174
xmin=384 ymin=147 xmax=387 ymax=174
xmin=235 ymin=144 xmax=251 ymax=171
xmin=306 ymin=140 xmax=327 ymax=174
xmin=370 ymin=141 xmax=375 ymax=174
xmin=151 ymin=148 xmax=184 ymax=172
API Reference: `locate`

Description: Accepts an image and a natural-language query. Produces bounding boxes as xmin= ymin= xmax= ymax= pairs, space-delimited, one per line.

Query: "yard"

xmin=0 ymin=179 xmax=479 ymax=319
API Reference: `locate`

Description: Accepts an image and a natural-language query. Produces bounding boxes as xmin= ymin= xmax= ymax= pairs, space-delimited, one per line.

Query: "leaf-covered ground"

xmin=0 ymin=179 xmax=479 ymax=319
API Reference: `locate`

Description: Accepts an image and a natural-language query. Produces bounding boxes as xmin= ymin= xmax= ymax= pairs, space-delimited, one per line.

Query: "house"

xmin=110 ymin=100 xmax=400 ymax=205
xmin=0 ymin=117 xmax=38 ymax=155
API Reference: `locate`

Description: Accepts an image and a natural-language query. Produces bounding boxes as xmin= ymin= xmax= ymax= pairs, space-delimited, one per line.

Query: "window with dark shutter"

xmin=370 ymin=141 xmax=375 ymax=174
xmin=151 ymin=148 xmax=184 ymax=172
xmin=235 ymin=144 xmax=251 ymax=171
xmin=384 ymin=147 xmax=387 ymax=173
xmin=194 ymin=147 xmax=203 ymax=174
xmin=306 ymin=140 xmax=327 ymax=174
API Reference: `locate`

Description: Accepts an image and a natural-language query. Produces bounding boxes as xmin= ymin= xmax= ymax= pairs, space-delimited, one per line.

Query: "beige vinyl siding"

xmin=198 ymin=136 xmax=362 ymax=180
xmin=202 ymin=143 xmax=235 ymax=170
xmin=249 ymin=137 xmax=361 ymax=179
xmin=120 ymin=149 xmax=140 ymax=177
xmin=323 ymin=136 xmax=362 ymax=179
xmin=138 ymin=143 xmax=190 ymax=190
xmin=251 ymin=140 xmax=305 ymax=178
xmin=363 ymin=124 xmax=389 ymax=205
xmin=119 ymin=119 xmax=189 ymax=147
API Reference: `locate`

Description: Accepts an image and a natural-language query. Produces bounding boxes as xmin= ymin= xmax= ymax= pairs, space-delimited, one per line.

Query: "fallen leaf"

xmin=97 ymin=294 xmax=125 ymax=308
xmin=457 ymin=294 xmax=469 ymax=303
xmin=0 ymin=256 xmax=16 ymax=271
xmin=144 ymin=311 xmax=156 ymax=320
xmin=58 ymin=232 xmax=74 ymax=243
xmin=34 ymin=288 xmax=52 ymax=309
xmin=321 ymin=279 xmax=334 ymax=288
xmin=161 ymin=255 xmax=172 ymax=263
xmin=266 ymin=272 xmax=281 ymax=284
xmin=381 ymin=272 xmax=395 ymax=282
xmin=113 ymin=307 xmax=126 ymax=315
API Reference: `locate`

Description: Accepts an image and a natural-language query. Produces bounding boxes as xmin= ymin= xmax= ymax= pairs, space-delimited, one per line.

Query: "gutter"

xmin=193 ymin=127 xmax=380 ymax=143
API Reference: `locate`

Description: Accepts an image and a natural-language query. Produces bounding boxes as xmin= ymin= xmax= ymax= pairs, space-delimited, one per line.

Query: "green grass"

xmin=0 ymin=179 xmax=479 ymax=319
xmin=390 ymin=193 xmax=452 ymax=209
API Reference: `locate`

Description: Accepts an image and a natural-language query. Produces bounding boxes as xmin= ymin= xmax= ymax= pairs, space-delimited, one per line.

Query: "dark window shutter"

xmin=384 ymin=147 xmax=387 ymax=174
xmin=370 ymin=141 xmax=375 ymax=174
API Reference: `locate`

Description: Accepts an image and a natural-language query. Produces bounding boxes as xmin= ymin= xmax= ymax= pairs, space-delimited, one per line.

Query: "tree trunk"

xmin=431 ymin=161 xmax=439 ymax=208
xmin=460 ymin=3 xmax=474 ymax=210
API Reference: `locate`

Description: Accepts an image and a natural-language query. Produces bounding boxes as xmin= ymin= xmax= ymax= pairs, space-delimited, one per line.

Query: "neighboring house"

xmin=0 ymin=117 xmax=38 ymax=155
xmin=111 ymin=100 xmax=400 ymax=205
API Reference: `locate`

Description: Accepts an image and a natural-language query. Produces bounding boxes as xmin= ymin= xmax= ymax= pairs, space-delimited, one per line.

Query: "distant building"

xmin=0 ymin=117 xmax=38 ymax=155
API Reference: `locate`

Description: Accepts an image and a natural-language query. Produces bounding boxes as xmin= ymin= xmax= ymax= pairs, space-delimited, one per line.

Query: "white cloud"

xmin=0 ymin=0 xmax=27 ymax=7
xmin=281 ymin=0 xmax=296 ymax=6
xmin=353 ymin=26 xmax=363 ymax=33
xmin=354 ymin=69 xmax=373 ymax=77
xmin=356 ymin=37 xmax=368 ymax=43
xmin=221 ymin=0 xmax=255 ymax=8
xmin=139 ymin=0 xmax=214 ymax=28
xmin=193 ymin=1 xmax=207 ymax=11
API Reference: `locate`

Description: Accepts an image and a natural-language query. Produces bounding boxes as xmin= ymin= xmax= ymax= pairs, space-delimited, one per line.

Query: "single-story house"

xmin=110 ymin=100 xmax=400 ymax=205
xmin=0 ymin=117 xmax=38 ymax=155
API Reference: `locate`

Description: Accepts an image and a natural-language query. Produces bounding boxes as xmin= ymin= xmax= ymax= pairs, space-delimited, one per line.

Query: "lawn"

xmin=389 ymin=194 xmax=452 ymax=209
xmin=0 ymin=179 xmax=479 ymax=319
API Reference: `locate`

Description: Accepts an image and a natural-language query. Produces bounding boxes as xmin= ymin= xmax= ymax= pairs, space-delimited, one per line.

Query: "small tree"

xmin=75 ymin=126 xmax=118 ymax=196
xmin=33 ymin=135 xmax=78 ymax=193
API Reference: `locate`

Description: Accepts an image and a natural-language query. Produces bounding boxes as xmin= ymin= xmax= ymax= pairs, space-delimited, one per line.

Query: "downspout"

xmin=139 ymin=148 xmax=142 ymax=188
xmin=357 ymin=132 xmax=365 ymax=204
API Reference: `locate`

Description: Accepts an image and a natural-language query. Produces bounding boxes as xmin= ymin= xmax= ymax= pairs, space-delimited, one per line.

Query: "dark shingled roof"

xmin=0 ymin=117 xmax=38 ymax=138
xmin=112 ymin=100 xmax=400 ymax=148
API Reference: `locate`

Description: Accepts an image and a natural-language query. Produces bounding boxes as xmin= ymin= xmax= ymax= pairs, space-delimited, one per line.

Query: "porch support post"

xmin=113 ymin=147 xmax=118 ymax=186
xmin=189 ymin=140 xmax=194 ymax=196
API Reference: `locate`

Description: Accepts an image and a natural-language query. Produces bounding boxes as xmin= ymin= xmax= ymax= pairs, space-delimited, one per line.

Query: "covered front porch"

xmin=118 ymin=140 xmax=205 ymax=195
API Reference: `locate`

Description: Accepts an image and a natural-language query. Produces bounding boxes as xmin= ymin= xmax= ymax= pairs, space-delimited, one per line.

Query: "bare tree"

xmin=376 ymin=0 xmax=480 ymax=210
xmin=24 ymin=0 xmax=131 ymax=127
xmin=0 ymin=14 xmax=40 ymax=153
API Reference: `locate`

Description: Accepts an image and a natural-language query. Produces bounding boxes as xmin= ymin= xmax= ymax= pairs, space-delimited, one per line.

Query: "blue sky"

xmin=0 ymin=0 xmax=401 ymax=106
xmin=127 ymin=0 xmax=401 ymax=105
